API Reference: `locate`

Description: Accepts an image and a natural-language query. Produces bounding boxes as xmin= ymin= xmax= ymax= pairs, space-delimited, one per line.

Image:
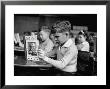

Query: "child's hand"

xmin=38 ymin=49 xmax=46 ymax=59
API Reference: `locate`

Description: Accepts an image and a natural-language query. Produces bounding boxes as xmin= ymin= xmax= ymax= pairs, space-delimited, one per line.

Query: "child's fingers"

xmin=38 ymin=49 xmax=43 ymax=51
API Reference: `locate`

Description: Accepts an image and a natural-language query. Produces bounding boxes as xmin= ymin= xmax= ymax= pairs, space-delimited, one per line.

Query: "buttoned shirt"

xmin=45 ymin=39 xmax=78 ymax=72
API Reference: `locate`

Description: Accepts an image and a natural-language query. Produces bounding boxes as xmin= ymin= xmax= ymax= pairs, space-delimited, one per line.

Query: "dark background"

xmin=14 ymin=14 xmax=97 ymax=34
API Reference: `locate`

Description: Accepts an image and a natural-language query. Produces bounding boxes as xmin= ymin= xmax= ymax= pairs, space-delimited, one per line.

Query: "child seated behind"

xmin=39 ymin=26 xmax=54 ymax=55
xmin=77 ymin=30 xmax=90 ymax=52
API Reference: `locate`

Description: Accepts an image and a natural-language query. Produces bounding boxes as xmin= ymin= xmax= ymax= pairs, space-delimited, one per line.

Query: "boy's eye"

xmin=55 ymin=36 xmax=59 ymax=38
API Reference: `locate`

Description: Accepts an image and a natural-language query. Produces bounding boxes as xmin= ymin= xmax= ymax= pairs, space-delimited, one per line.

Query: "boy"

xmin=39 ymin=26 xmax=54 ymax=55
xmin=38 ymin=21 xmax=78 ymax=76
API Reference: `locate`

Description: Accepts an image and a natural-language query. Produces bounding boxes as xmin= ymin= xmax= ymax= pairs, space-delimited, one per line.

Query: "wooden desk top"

xmin=14 ymin=46 xmax=52 ymax=67
xmin=14 ymin=56 xmax=52 ymax=68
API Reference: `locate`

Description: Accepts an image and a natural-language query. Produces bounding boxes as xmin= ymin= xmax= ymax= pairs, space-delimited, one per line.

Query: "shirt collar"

xmin=62 ymin=39 xmax=73 ymax=48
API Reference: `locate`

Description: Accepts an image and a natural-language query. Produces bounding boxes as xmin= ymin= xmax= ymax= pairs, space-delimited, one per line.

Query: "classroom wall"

xmin=14 ymin=15 xmax=57 ymax=35
xmin=14 ymin=14 xmax=97 ymax=35
xmin=14 ymin=15 xmax=40 ymax=35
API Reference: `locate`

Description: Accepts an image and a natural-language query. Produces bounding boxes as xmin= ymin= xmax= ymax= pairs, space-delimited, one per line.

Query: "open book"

xmin=24 ymin=35 xmax=39 ymax=62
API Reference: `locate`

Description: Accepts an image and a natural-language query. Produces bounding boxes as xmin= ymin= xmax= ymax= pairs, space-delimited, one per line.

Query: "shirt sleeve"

xmin=44 ymin=45 xmax=78 ymax=69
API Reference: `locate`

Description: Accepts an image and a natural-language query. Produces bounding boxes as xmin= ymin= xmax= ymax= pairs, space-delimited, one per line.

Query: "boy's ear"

xmin=65 ymin=32 xmax=69 ymax=36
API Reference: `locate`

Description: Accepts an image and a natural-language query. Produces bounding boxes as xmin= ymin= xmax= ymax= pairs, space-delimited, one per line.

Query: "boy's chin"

xmin=41 ymin=39 xmax=45 ymax=42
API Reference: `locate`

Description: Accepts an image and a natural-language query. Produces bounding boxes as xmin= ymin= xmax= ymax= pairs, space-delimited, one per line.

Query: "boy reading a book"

xmin=38 ymin=21 xmax=78 ymax=76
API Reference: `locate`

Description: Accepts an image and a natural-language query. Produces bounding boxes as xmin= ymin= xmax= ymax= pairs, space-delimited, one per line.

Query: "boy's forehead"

xmin=40 ymin=29 xmax=49 ymax=34
xmin=55 ymin=33 xmax=63 ymax=36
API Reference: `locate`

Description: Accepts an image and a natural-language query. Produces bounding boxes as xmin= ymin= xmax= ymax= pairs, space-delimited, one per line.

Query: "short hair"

xmin=40 ymin=26 xmax=51 ymax=34
xmin=53 ymin=21 xmax=71 ymax=33
xmin=78 ymin=30 xmax=88 ymax=37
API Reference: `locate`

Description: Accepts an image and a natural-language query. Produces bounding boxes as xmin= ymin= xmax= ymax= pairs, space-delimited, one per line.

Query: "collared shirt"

xmin=45 ymin=39 xmax=78 ymax=72
xmin=39 ymin=38 xmax=54 ymax=54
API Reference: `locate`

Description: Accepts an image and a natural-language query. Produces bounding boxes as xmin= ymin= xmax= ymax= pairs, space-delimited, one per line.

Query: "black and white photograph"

xmin=14 ymin=14 xmax=97 ymax=76
xmin=3 ymin=4 xmax=107 ymax=85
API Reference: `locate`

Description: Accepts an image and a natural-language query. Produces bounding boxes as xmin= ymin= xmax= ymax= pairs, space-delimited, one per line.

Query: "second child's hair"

xmin=40 ymin=26 xmax=51 ymax=35
xmin=78 ymin=30 xmax=89 ymax=42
